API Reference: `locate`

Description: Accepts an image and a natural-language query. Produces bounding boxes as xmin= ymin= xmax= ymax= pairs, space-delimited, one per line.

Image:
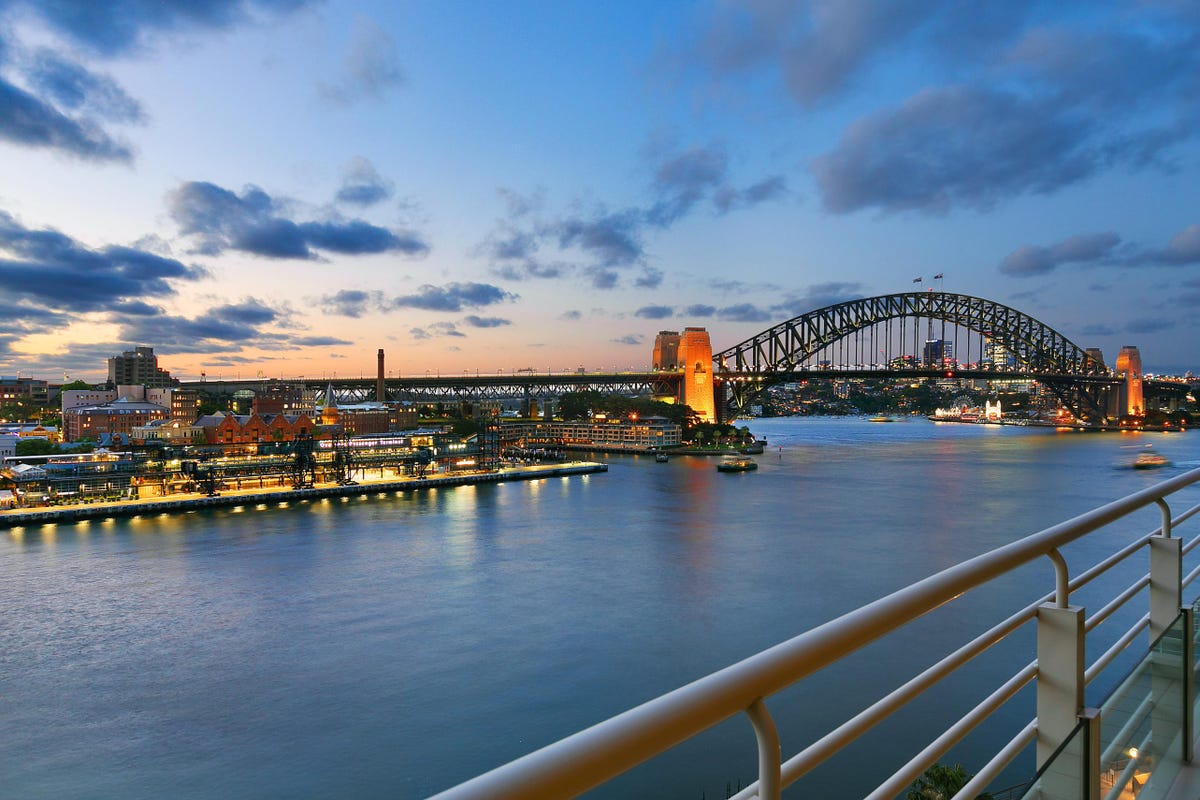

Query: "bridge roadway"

xmin=181 ymin=367 xmax=1188 ymax=409
xmin=181 ymin=371 xmax=685 ymax=405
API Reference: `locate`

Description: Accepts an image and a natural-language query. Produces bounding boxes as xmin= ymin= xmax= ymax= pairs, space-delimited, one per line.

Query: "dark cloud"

xmin=1149 ymin=223 xmax=1200 ymax=266
xmin=585 ymin=267 xmax=620 ymax=290
xmin=813 ymin=86 xmax=1104 ymax=214
xmin=335 ymin=157 xmax=394 ymax=206
xmin=320 ymin=18 xmax=404 ymax=104
xmin=635 ymin=268 xmax=664 ymax=289
xmin=1126 ymin=318 xmax=1175 ymax=334
xmin=0 ymin=78 xmax=134 ymax=161
xmin=480 ymin=142 xmax=786 ymax=290
xmin=560 ymin=310 xmax=582 ymax=321
xmin=110 ymin=300 xmax=162 ymax=316
xmin=634 ymin=305 xmax=674 ymax=320
xmin=391 ymin=282 xmax=515 ymax=312
xmin=0 ymin=210 xmax=205 ymax=313
xmin=117 ymin=299 xmax=289 ymax=353
xmin=319 ymin=289 xmax=381 ymax=318
xmin=24 ymin=49 xmax=145 ymax=122
xmin=168 ymin=180 xmax=428 ymax=259
xmin=293 ymin=335 xmax=353 ymax=347
xmin=718 ymin=303 xmax=773 ymax=322
xmin=1000 ymin=232 xmax=1121 ymax=276
xmin=685 ymin=304 xmax=717 ymax=317
xmin=689 ymin=0 xmax=948 ymax=107
xmin=6 ymin=0 xmax=315 ymax=57
xmin=778 ymin=282 xmax=865 ymax=314
xmin=1080 ymin=323 xmax=1118 ymax=336
xmin=462 ymin=315 xmax=511 ymax=328
xmin=611 ymin=334 xmax=644 ymax=346
xmin=410 ymin=322 xmax=464 ymax=339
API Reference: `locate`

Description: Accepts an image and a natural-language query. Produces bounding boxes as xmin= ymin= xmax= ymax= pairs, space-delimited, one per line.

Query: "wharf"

xmin=0 ymin=461 xmax=607 ymax=529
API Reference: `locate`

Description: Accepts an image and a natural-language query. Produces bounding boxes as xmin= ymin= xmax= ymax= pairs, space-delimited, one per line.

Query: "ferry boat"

xmin=717 ymin=454 xmax=757 ymax=472
xmin=1133 ymin=449 xmax=1169 ymax=469
xmin=868 ymin=416 xmax=893 ymax=423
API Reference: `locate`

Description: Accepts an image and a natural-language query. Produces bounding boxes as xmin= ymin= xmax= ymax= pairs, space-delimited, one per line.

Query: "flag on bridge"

xmin=912 ymin=277 xmax=923 ymax=283
xmin=933 ymin=272 xmax=944 ymax=279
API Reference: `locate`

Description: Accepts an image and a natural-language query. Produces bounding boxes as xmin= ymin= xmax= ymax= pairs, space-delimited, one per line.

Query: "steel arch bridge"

xmin=714 ymin=291 xmax=1115 ymax=424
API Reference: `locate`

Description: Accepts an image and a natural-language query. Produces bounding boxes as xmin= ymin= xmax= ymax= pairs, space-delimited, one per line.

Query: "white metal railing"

xmin=428 ymin=467 xmax=1200 ymax=800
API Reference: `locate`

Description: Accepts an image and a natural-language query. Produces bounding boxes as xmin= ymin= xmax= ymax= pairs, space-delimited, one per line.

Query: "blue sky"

xmin=1 ymin=0 xmax=1198 ymax=382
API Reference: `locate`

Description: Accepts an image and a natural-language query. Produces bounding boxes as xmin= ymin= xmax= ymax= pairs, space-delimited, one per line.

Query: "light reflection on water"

xmin=2 ymin=418 xmax=1199 ymax=799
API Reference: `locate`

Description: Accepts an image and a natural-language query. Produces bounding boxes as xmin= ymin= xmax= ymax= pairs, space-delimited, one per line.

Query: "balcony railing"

xmin=429 ymin=467 xmax=1200 ymax=800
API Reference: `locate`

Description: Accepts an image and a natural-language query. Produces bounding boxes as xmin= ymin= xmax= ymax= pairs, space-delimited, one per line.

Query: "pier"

xmin=0 ymin=461 xmax=606 ymax=528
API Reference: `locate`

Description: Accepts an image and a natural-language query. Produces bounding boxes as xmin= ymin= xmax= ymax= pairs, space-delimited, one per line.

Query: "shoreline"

xmin=0 ymin=461 xmax=607 ymax=529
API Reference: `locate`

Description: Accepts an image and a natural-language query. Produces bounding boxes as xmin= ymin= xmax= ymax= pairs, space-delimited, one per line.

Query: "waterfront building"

xmin=62 ymin=396 xmax=169 ymax=442
xmin=501 ymin=417 xmax=682 ymax=450
xmin=130 ymin=418 xmax=206 ymax=445
xmin=147 ymin=387 xmax=202 ymax=422
xmin=923 ymin=338 xmax=954 ymax=367
xmin=107 ymin=346 xmax=177 ymax=388
xmin=0 ymin=432 xmax=15 ymax=460
xmin=194 ymin=411 xmax=317 ymax=447
xmin=61 ymin=388 xmax=118 ymax=412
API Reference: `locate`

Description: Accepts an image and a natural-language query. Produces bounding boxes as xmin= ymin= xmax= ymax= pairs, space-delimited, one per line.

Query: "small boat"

xmin=717 ymin=454 xmax=757 ymax=472
xmin=868 ymin=416 xmax=894 ymax=423
xmin=1133 ymin=450 xmax=1169 ymax=469
xmin=654 ymin=452 xmax=669 ymax=463
xmin=741 ymin=439 xmax=765 ymax=454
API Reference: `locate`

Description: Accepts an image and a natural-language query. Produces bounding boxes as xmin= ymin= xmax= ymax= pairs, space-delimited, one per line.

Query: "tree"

xmin=15 ymin=438 xmax=59 ymax=457
xmin=905 ymin=763 xmax=992 ymax=800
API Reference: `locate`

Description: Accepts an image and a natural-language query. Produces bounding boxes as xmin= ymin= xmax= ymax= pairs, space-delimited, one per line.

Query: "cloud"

xmin=293 ymin=335 xmax=353 ymax=346
xmin=1000 ymin=232 xmax=1122 ymax=276
xmin=1149 ymin=223 xmax=1200 ymax=266
xmin=634 ymin=305 xmax=674 ymax=320
xmin=778 ymin=282 xmax=865 ymax=314
xmin=685 ymin=304 xmax=716 ymax=317
xmin=560 ymin=310 xmax=582 ymax=321
xmin=1080 ymin=323 xmax=1117 ymax=336
xmin=611 ymin=334 xmax=644 ymax=346
xmin=320 ymin=17 xmax=404 ymax=104
xmin=1126 ymin=318 xmax=1175 ymax=334
xmin=7 ymin=0 xmax=315 ymax=57
xmin=0 ymin=210 xmax=205 ymax=313
xmin=462 ymin=315 xmax=511 ymax=328
xmin=410 ymin=322 xmax=464 ymax=339
xmin=335 ymin=157 xmax=394 ymax=206
xmin=480 ymin=142 xmax=787 ymax=289
xmin=813 ymin=86 xmax=1105 ymax=214
xmin=23 ymin=49 xmax=145 ymax=123
xmin=168 ymin=180 xmax=428 ymax=259
xmin=319 ymin=289 xmax=382 ymax=317
xmin=0 ymin=78 xmax=134 ymax=161
xmin=116 ymin=298 xmax=291 ymax=353
xmin=717 ymin=303 xmax=773 ymax=322
xmin=391 ymin=282 xmax=516 ymax=312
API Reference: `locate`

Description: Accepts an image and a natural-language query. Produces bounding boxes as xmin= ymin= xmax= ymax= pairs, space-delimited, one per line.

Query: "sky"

xmin=1 ymin=0 xmax=1199 ymax=383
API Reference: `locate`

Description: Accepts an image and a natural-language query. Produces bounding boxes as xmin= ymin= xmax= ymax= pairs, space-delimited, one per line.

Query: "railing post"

xmin=1149 ymin=534 xmax=1182 ymax=643
xmin=1183 ymin=605 xmax=1195 ymax=764
xmin=1037 ymin=603 xmax=1085 ymax=768
xmin=746 ymin=698 xmax=781 ymax=800
xmin=1080 ymin=707 xmax=1101 ymax=800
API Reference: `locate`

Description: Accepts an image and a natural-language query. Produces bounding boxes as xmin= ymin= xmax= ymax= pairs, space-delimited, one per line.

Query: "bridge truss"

xmin=714 ymin=291 xmax=1115 ymax=424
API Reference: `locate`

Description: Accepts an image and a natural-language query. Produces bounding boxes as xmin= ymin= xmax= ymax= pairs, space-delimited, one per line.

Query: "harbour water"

xmin=4 ymin=417 xmax=1200 ymax=799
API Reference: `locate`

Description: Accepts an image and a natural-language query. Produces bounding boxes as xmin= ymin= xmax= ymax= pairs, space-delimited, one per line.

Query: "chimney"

xmin=377 ymin=349 xmax=386 ymax=403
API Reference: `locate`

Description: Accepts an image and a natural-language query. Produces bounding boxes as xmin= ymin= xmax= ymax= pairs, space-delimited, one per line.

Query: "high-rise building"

xmin=984 ymin=337 xmax=1017 ymax=369
xmin=107 ymin=346 xmax=176 ymax=388
xmin=923 ymin=339 xmax=954 ymax=367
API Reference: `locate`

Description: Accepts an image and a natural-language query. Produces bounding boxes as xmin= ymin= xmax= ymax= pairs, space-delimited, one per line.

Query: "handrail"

xmin=428 ymin=467 xmax=1200 ymax=800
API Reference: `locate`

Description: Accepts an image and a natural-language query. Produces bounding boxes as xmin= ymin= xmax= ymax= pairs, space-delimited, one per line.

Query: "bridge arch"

xmin=713 ymin=291 xmax=1112 ymax=422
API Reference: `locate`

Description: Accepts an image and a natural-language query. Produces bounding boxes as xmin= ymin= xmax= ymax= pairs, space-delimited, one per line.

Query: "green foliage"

xmin=451 ymin=418 xmax=482 ymax=437
xmin=905 ymin=763 xmax=991 ymax=800
xmin=15 ymin=438 xmax=59 ymax=456
xmin=557 ymin=391 xmax=698 ymax=429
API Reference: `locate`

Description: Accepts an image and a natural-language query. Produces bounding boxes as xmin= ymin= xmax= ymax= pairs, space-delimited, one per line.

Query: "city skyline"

xmin=2 ymin=1 xmax=1199 ymax=383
